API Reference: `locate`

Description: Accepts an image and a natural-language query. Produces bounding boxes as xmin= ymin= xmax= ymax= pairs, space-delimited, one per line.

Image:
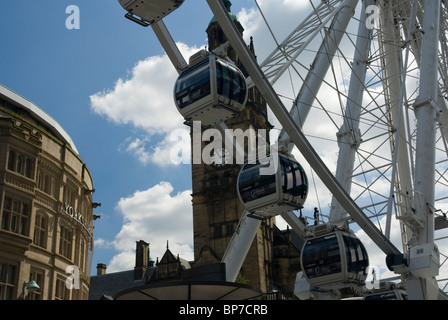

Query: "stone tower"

xmin=134 ymin=240 xmax=149 ymax=280
xmin=190 ymin=0 xmax=275 ymax=293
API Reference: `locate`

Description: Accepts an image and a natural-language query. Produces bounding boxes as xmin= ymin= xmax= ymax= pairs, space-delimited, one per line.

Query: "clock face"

xmin=212 ymin=148 xmax=231 ymax=167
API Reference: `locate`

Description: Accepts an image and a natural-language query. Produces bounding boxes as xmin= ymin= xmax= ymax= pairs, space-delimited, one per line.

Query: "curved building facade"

xmin=0 ymin=84 xmax=95 ymax=300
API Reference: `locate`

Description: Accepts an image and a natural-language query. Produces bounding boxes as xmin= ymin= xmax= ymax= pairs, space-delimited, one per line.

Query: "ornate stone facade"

xmin=0 ymin=85 xmax=95 ymax=300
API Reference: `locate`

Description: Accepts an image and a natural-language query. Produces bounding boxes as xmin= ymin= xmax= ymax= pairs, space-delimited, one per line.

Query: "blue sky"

xmin=0 ymin=0 xmax=216 ymax=271
xmin=1 ymin=0 xmax=432 ymax=283
xmin=1 ymin=0 xmax=301 ymax=274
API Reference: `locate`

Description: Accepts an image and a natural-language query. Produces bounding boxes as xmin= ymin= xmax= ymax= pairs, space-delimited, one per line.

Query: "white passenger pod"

xmin=237 ymin=153 xmax=308 ymax=218
xmin=174 ymin=50 xmax=247 ymax=127
xmin=118 ymin=0 xmax=184 ymax=26
xmin=301 ymin=230 xmax=369 ymax=290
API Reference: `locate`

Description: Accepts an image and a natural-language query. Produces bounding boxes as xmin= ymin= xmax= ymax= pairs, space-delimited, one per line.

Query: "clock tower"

xmin=190 ymin=0 xmax=276 ymax=293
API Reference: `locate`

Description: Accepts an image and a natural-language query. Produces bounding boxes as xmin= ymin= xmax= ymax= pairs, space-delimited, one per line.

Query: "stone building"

xmin=0 ymin=84 xmax=96 ymax=300
xmin=89 ymin=240 xmax=191 ymax=300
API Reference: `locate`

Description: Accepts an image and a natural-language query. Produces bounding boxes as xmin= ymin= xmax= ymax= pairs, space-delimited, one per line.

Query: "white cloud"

xmin=90 ymin=54 xmax=182 ymax=135
xmin=237 ymin=1 xmax=311 ymax=62
xmin=90 ymin=42 xmax=203 ymax=135
xmin=108 ymin=251 xmax=136 ymax=273
xmin=124 ymin=137 xmax=152 ymax=165
xmin=93 ymin=237 xmax=114 ymax=250
xmin=152 ymin=127 xmax=192 ymax=167
xmin=117 ymin=131 xmax=192 ymax=167
xmin=237 ymin=7 xmax=262 ymax=43
xmin=90 ymin=42 xmax=201 ymax=167
xmin=355 ymin=216 xmax=403 ymax=280
xmin=106 ymin=182 xmax=193 ymax=273
xmin=356 ymin=217 xmax=448 ymax=291
xmin=88 ymin=2 xmax=314 ymax=168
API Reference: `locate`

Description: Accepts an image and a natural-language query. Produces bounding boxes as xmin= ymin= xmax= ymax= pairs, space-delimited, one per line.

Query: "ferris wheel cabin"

xmin=237 ymin=154 xmax=308 ymax=218
xmin=300 ymin=230 xmax=369 ymax=290
xmin=174 ymin=50 xmax=248 ymax=127
xmin=118 ymin=0 xmax=185 ymax=26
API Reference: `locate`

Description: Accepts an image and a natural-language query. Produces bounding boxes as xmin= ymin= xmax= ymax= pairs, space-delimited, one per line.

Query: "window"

xmin=216 ymin=59 xmax=246 ymax=104
xmin=37 ymin=170 xmax=58 ymax=198
xmin=55 ymin=277 xmax=70 ymax=300
xmin=7 ymin=150 xmax=34 ymax=178
xmin=216 ymin=59 xmax=231 ymax=98
xmin=343 ymin=235 xmax=369 ymax=276
xmin=59 ymin=225 xmax=73 ymax=259
xmin=280 ymin=156 xmax=307 ymax=198
xmin=301 ymin=233 xmax=342 ymax=279
xmin=44 ymin=176 xmax=51 ymax=194
xmin=16 ymin=155 xmax=23 ymax=174
xmin=80 ymin=237 xmax=86 ymax=272
xmin=1 ymin=197 xmax=29 ymax=236
xmin=174 ymin=58 xmax=211 ymax=109
xmin=27 ymin=270 xmax=43 ymax=300
xmin=33 ymin=212 xmax=48 ymax=248
xmin=214 ymin=225 xmax=223 ymax=237
xmin=63 ymin=186 xmax=77 ymax=208
xmin=238 ymin=162 xmax=277 ymax=203
xmin=79 ymin=235 xmax=94 ymax=274
xmin=25 ymin=158 xmax=33 ymax=178
xmin=7 ymin=151 xmax=15 ymax=171
xmin=0 ymin=263 xmax=16 ymax=300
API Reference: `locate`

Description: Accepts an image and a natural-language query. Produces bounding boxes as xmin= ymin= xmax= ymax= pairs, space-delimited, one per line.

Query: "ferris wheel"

xmin=117 ymin=0 xmax=448 ymax=300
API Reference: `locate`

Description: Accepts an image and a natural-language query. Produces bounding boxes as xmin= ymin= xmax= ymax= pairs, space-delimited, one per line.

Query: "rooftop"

xmin=0 ymin=83 xmax=79 ymax=154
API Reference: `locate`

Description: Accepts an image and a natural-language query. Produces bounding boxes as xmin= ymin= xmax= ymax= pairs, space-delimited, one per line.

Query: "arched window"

xmin=16 ymin=155 xmax=23 ymax=174
xmin=1 ymin=196 xmax=30 ymax=236
xmin=34 ymin=212 xmax=48 ymax=248
xmin=44 ymin=175 xmax=51 ymax=194
xmin=25 ymin=158 xmax=33 ymax=178
xmin=59 ymin=224 xmax=73 ymax=260
xmin=7 ymin=150 xmax=35 ymax=178
xmin=7 ymin=151 xmax=15 ymax=171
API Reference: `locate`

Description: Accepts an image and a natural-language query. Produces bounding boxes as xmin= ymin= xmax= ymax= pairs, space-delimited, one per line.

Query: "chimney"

xmin=134 ymin=240 xmax=149 ymax=280
xmin=96 ymin=263 xmax=107 ymax=276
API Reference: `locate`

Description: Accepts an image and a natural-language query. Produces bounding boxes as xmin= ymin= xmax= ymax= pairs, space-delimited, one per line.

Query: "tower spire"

xmin=223 ymin=0 xmax=232 ymax=12
xmin=208 ymin=0 xmax=239 ymax=26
